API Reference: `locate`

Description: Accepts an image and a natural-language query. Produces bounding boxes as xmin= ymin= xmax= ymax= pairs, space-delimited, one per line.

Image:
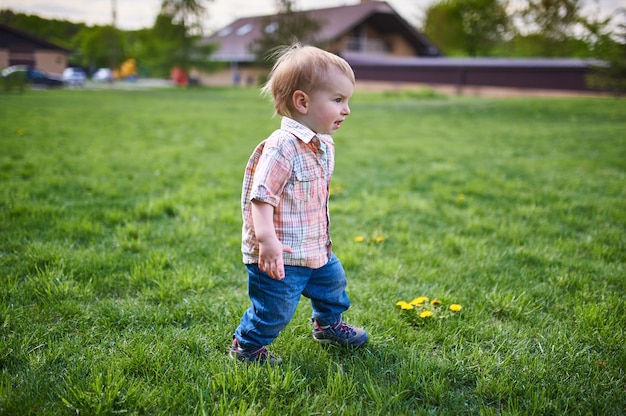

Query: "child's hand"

xmin=251 ymin=200 xmax=292 ymax=279
xmin=258 ymin=240 xmax=293 ymax=280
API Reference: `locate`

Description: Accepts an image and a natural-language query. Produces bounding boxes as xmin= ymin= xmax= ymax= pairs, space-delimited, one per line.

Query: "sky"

xmin=1 ymin=0 xmax=624 ymax=33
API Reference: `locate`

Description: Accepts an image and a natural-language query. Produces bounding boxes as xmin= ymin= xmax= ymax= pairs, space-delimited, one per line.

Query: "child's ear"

xmin=292 ymin=90 xmax=309 ymax=114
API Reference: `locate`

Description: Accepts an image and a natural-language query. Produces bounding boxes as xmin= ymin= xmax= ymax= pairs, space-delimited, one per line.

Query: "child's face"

xmin=296 ymin=66 xmax=354 ymax=135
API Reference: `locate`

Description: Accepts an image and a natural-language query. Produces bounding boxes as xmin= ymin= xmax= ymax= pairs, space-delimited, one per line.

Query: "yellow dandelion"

xmin=330 ymin=184 xmax=344 ymax=196
xmin=420 ymin=311 xmax=433 ymax=318
xmin=354 ymin=235 xmax=364 ymax=242
xmin=450 ymin=304 xmax=463 ymax=312
xmin=16 ymin=128 xmax=25 ymax=136
xmin=410 ymin=296 xmax=429 ymax=305
xmin=395 ymin=301 xmax=413 ymax=310
xmin=431 ymin=299 xmax=442 ymax=306
xmin=458 ymin=193 xmax=465 ymax=200
xmin=373 ymin=235 xmax=384 ymax=243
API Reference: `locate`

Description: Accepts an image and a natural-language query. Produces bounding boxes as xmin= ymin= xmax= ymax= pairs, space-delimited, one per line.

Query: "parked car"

xmin=92 ymin=68 xmax=114 ymax=83
xmin=1 ymin=65 xmax=64 ymax=89
xmin=62 ymin=67 xmax=87 ymax=87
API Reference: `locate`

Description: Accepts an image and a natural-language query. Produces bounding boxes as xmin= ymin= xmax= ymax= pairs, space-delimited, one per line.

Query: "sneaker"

xmin=312 ymin=320 xmax=369 ymax=348
xmin=229 ymin=338 xmax=282 ymax=366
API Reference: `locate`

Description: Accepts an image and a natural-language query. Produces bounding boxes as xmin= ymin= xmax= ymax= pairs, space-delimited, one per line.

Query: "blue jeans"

xmin=234 ymin=253 xmax=351 ymax=348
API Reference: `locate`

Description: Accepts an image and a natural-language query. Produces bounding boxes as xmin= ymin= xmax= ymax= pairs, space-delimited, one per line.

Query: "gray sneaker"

xmin=229 ymin=338 xmax=282 ymax=366
xmin=312 ymin=320 xmax=369 ymax=347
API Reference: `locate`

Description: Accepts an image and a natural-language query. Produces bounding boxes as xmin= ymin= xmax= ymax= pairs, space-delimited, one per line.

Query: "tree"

xmin=586 ymin=12 xmax=626 ymax=96
xmin=79 ymin=25 xmax=126 ymax=71
xmin=422 ymin=2 xmax=465 ymax=56
xmin=511 ymin=0 xmax=589 ymax=56
xmin=422 ymin=0 xmax=511 ymax=56
xmin=132 ymin=13 xmax=216 ymax=78
xmin=519 ymin=0 xmax=581 ymax=40
xmin=250 ymin=0 xmax=322 ymax=66
xmin=0 ymin=9 xmax=85 ymax=49
xmin=458 ymin=0 xmax=510 ymax=56
xmin=137 ymin=0 xmax=217 ymax=79
xmin=160 ymin=0 xmax=209 ymax=36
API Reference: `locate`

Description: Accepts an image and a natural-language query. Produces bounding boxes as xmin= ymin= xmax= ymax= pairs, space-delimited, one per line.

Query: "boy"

xmin=230 ymin=44 xmax=368 ymax=366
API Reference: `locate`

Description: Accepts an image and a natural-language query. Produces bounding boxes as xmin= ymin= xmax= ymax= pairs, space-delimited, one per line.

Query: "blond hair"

xmin=261 ymin=43 xmax=355 ymax=117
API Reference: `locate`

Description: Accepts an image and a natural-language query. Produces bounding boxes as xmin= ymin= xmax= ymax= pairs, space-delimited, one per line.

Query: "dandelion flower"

xmin=431 ymin=299 xmax=442 ymax=306
xmin=420 ymin=311 xmax=433 ymax=318
xmin=354 ymin=236 xmax=364 ymax=242
xmin=450 ymin=304 xmax=462 ymax=312
xmin=410 ymin=297 xmax=429 ymax=305
xmin=458 ymin=193 xmax=465 ymax=200
xmin=373 ymin=235 xmax=384 ymax=243
xmin=330 ymin=184 xmax=344 ymax=196
xmin=395 ymin=301 xmax=413 ymax=310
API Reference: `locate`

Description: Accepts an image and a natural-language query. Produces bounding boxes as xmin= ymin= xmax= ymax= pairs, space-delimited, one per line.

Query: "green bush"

xmin=1 ymin=69 xmax=27 ymax=92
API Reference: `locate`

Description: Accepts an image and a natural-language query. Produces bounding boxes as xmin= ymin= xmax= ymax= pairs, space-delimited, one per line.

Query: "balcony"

xmin=344 ymin=37 xmax=390 ymax=54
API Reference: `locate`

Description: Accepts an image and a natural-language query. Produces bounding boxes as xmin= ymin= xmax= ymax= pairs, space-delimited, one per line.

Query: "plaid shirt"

xmin=241 ymin=117 xmax=334 ymax=268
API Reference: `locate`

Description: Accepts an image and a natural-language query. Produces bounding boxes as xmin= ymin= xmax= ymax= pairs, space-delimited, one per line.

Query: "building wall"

xmin=5 ymin=49 xmax=35 ymax=66
xmin=363 ymin=25 xmax=415 ymax=57
xmin=334 ymin=24 xmax=416 ymax=57
xmin=1 ymin=26 xmax=68 ymax=72
xmin=195 ymin=67 xmax=266 ymax=87
xmin=0 ymin=47 xmax=66 ymax=73
xmin=34 ymin=49 xmax=66 ymax=74
xmin=0 ymin=49 xmax=9 ymax=68
xmin=385 ymin=33 xmax=415 ymax=57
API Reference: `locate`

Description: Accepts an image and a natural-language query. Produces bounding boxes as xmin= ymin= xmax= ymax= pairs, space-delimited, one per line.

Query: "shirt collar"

xmin=281 ymin=117 xmax=323 ymax=144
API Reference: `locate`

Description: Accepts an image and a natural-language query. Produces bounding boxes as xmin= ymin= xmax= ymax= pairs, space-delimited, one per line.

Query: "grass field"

xmin=1 ymin=86 xmax=624 ymax=415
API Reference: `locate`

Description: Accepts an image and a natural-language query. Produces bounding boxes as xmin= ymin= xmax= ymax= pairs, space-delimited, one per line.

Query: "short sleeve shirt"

xmin=241 ymin=117 xmax=335 ymax=268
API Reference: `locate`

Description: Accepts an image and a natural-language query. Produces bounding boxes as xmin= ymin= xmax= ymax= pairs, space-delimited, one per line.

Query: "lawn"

xmin=0 ymin=86 xmax=624 ymax=415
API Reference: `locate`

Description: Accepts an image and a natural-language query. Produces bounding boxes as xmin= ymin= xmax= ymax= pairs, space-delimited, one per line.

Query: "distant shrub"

xmin=2 ymin=70 xmax=27 ymax=93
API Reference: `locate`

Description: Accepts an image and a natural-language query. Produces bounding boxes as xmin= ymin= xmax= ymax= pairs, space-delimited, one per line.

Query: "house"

xmin=0 ymin=23 xmax=69 ymax=75
xmin=197 ymin=0 xmax=441 ymax=86
xmin=198 ymin=0 xmax=599 ymax=94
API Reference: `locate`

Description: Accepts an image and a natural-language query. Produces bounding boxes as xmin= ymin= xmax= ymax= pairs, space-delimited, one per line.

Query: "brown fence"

xmin=343 ymin=54 xmax=597 ymax=93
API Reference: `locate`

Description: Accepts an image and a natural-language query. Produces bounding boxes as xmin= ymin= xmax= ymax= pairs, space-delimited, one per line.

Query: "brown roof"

xmin=201 ymin=1 xmax=440 ymax=62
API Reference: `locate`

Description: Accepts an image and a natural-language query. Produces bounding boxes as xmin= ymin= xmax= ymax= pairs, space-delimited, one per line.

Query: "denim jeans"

xmin=234 ymin=253 xmax=351 ymax=348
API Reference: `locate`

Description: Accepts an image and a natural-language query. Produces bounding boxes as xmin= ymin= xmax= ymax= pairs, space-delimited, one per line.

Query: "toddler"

xmin=230 ymin=44 xmax=368 ymax=366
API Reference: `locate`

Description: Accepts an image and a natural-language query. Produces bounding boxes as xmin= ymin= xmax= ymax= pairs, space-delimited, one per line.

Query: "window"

xmin=236 ymin=23 xmax=254 ymax=36
xmin=218 ymin=26 xmax=233 ymax=37
xmin=265 ymin=22 xmax=279 ymax=34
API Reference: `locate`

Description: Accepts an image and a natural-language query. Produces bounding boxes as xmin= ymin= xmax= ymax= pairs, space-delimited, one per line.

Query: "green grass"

xmin=1 ymin=86 xmax=624 ymax=415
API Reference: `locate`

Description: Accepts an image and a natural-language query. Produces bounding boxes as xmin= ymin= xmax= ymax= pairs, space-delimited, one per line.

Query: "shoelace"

xmin=234 ymin=340 xmax=268 ymax=360
xmin=242 ymin=344 xmax=267 ymax=358
xmin=330 ymin=322 xmax=356 ymax=337
xmin=252 ymin=347 xmax=269 ymax=360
